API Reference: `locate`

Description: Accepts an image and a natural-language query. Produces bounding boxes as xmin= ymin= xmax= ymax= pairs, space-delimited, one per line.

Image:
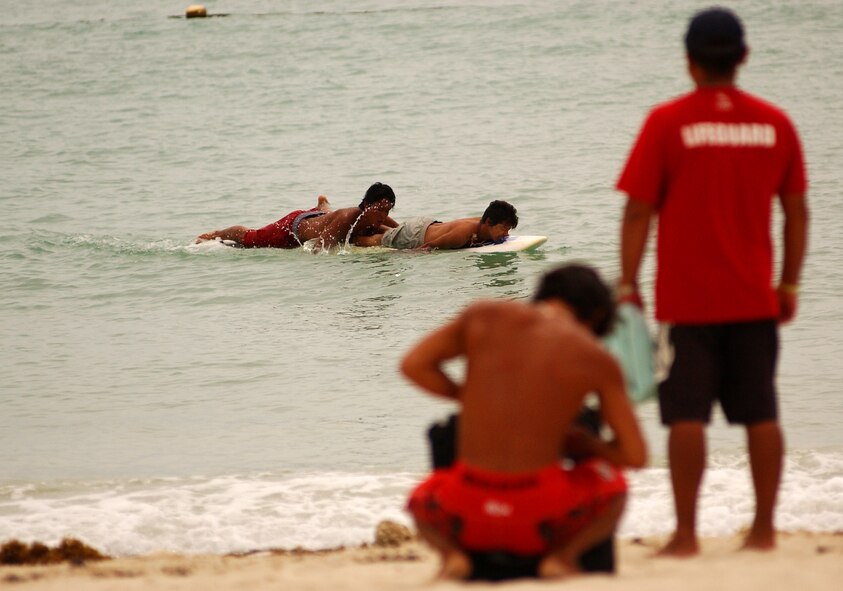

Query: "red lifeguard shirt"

xmin=617 ymin=86 xmax=807 ymax=323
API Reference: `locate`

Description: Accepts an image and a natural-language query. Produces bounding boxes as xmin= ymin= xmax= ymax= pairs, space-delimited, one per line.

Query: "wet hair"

xmin=684 ymin=7 xmax=747 ymax=76
xmin=481 ymin=200 xmax=518 ymax=229
xmin=533 ymin=264 xmax=616 ymax=337
xmin=359 ymin=182 xmax=396 ymax=209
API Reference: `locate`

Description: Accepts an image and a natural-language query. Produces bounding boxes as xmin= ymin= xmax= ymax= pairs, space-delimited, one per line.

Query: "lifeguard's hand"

xmin=777 ymin=284 xmax=799 ymax=323
xmin=616 ymin=283 xmax=644 ymax=310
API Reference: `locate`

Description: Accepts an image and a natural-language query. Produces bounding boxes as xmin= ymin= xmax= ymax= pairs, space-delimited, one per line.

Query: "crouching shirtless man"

xmin=402 ymin=264 xmax=647 ymax=579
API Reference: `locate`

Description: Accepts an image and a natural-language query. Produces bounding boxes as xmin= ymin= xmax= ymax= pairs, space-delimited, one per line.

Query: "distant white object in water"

xmin=185 ymin=5 xmax=207 ymax=18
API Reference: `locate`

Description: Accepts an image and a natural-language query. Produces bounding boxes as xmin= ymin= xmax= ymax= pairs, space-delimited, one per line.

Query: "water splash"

xmin=339 ymin=210 xmax=366 ymax=255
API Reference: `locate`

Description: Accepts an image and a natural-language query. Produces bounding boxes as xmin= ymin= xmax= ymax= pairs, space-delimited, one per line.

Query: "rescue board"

xmin=204 ymin=235 xmax=548 ymax=253
xmin=602 ymin=302 xmax=657 ymax=403
xmin=465 ymin=235 xmax=547 ymax=253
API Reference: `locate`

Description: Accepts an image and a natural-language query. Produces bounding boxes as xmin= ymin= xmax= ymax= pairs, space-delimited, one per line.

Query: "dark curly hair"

xmin=481 ymin=200 xmax=518 ymax=228
xmin=533 ymin=264 xmax=616 ymax=337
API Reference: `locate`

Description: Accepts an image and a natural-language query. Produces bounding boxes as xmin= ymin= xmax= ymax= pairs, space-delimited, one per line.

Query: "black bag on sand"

xmin=425 ymin=410 xmax=616 ymax=581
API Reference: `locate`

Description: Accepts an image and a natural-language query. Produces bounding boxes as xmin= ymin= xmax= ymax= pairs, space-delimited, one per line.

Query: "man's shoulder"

xmin=648 ymin=91 xmax=697 ymax=117
xmin=734 ymin=89 xmax=797 ymax=124
xmin=463 ymin=299 xmax=525 ymax=318
xmin=441 ymin=217 xmax=479 ymax=228
xmin=329 ymin=207 xmax=362 ymax=219
xmin=632 ymin=93 xmax=695 ymax=137
xmin=464 ymin=298 xmax=518 ymax=310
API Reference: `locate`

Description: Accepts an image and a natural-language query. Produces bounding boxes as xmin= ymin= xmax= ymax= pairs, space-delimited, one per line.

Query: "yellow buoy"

xmin=185 ymin=5 xmax=207 ymax=18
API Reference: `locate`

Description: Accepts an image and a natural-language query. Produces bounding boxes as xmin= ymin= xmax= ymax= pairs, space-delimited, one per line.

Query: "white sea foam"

xmin=621 ymin=450 xmax=843 ymax=538
xmin=2 ymin=451 xmax=841 ymax=557
xmin=0 ymin=472 xmax=417 ymax=556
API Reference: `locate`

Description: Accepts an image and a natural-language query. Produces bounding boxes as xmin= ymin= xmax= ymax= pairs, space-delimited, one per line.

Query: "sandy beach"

xmin=2 ymin=532 xmax=840 ymax=591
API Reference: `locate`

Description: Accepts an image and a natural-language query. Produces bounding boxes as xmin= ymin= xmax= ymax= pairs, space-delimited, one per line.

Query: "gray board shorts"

xmin=381 ymin=217 xmax=437 ymax=249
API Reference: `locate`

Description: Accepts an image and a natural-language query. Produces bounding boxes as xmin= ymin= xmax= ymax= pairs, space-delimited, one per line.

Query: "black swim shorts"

xmin=658 ymin=319 xmax=779 ymax=425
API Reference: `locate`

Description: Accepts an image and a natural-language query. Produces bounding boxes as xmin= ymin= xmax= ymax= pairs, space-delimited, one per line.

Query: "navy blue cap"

xmin=685 ymin=7 xmax=746 ymax=60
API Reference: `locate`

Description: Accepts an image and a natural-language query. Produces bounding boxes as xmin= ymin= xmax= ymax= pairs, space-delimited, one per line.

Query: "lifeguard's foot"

xmin=437 ymin=550 xmax=472 ymax=580
xmin=741 ymin=526 xmax=776 ymax=551
xmin=538 ymin=555 xmax=578 ymax=579
xmin=656 ymin=533 xmax=700 ymax=557
xmin=317 ymin=195 xmax=332 ymax=212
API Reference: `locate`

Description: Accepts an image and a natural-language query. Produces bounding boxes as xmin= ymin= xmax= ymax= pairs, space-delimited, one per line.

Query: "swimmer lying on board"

xmin=352 ymin=200 xmax=518 ymax=250
xmin=194 ymin=183 xmax=398 ymax=250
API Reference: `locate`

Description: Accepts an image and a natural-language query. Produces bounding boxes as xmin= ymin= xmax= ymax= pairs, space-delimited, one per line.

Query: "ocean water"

xmin=1 ymin=0 xmax=841 ymax=556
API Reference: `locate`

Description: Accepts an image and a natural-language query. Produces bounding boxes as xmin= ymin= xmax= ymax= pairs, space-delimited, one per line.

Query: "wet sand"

xmin=2 ymin=532 xmax=841 ymax=590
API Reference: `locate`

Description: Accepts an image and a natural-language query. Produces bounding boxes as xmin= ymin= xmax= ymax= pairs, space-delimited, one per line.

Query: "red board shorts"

xmin=242 ymin=208 xmax=323 ymax=248
xmin=407 ymin=460 xmax=627 ymax=556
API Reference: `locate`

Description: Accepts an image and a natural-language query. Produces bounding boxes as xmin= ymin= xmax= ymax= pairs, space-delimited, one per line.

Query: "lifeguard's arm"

xmin=592 ymin=353 xmax=648 ymax=468
xmin=400 ymin=314 xmax=466 ymax=401
xmin=777 ymin=192 xmax=808 ymax=323
xmin=351 ymin=234 xmax=384 ymax=247
xmin=619 ymin=198 xmax=654 ymax=302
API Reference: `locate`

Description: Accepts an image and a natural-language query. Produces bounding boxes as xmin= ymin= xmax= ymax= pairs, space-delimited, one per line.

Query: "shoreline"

xmin=2 ymin=532 xmax=841 ymax=590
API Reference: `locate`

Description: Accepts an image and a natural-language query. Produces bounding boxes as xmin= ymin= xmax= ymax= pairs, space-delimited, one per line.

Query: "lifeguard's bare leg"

xmin=742 ymin=420 xmax=783 ymax=551
xmin=658 ymin=421 xmax=705 ymax=557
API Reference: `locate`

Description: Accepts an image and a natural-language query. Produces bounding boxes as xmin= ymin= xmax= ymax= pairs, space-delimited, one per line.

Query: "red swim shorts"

xmin=407 ymin=460 xmax=627 ymax=556
xmin=242 ymin=208 xmax=320 ymax=248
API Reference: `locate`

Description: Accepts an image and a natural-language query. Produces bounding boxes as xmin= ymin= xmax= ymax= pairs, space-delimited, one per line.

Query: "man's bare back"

xmin=403 ymin=298 xmax=645 ymax=473
xmin=459 ymin=301 xmax=622 ymax=471
xmin=422 ymin=218 xmax=483 ymax=249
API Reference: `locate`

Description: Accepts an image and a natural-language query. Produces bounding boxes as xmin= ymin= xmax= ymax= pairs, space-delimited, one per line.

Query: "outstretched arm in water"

xmin=195 ymin=225 xmax=249 ymax=244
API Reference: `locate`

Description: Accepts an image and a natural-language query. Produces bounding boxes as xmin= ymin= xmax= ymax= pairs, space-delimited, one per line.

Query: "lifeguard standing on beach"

xmin=616 ymin=7 xmax=808 ymax=556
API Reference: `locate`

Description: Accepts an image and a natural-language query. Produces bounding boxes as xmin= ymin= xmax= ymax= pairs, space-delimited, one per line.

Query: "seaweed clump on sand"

xmin=0 ymin=538 xmax=109 ymax=566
